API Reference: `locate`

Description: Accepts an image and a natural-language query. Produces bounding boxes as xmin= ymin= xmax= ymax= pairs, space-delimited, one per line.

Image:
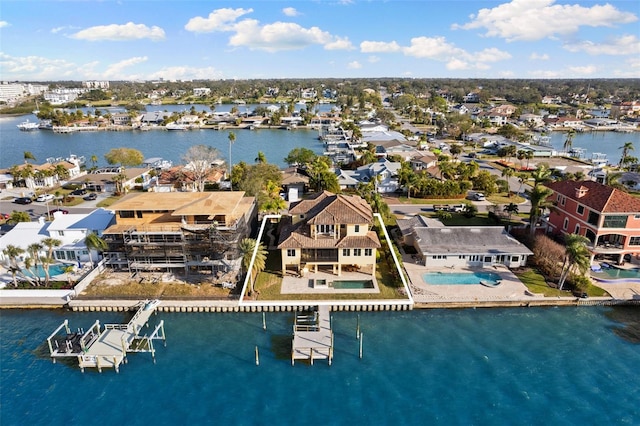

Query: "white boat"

xmin=165 ymin=122 xmax=187 ymax=131
xmin=17 ymin=119 xmax=39 ymax=131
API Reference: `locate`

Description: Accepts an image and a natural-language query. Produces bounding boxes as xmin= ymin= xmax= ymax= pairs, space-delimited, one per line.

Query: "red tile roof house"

xmin=544 ymin=180 xmax=640 ymax=265
xmin=277 ymin=191 xmax=381 ymax=277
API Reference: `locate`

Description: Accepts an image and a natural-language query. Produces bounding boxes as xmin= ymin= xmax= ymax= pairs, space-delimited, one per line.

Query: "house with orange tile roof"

xmin=544 ymin=180 xmax=640 ymax=264
xmin=277 ymin=191 xmax=381 ymax=276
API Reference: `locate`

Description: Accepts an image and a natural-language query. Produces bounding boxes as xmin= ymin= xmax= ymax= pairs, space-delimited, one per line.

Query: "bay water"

xmin=1 ymin=307 xmax=639 ymax=425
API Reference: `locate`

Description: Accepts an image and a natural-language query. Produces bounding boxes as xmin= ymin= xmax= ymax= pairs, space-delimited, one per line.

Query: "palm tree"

xmin=501 ymin=167 xmax=515 ymax=196
xmin=85 ymin=232 xmax=107 ymax=266
xmin=563 ymin=129 xmax=575 ymax=154
xmin=90 ymin=154 xmax=99 ymax=170
xmin=239 ymin=238 xmax=268 ymax=295
xmin=531 ymin=165 xmax=552 ymax=186
xmin=3 ymin=245 xmax=25 ymax=287
xmin=40 ymin=237 xmax=61 ymax=284
xmin=27 ymin=242 xmax=43 ymax=285
xmin=557 ymin=234 xmax=591 ymax=290
xmin=228 ymin=131 xmax=236 ymax=182
xmin=503 ymin=202 xmax=519 ymax=228
xmin=255 ymin=151 xmax=266 ymax=164
xmin=528 ymin=185 xmax=554 ymax=238
xmin=62 ymin=264 xmax=76 ymax=288
xmin=23 ymin=151 xmax=36 ymax=164
xmin=618 ymin=142 xmax=635 ymax=168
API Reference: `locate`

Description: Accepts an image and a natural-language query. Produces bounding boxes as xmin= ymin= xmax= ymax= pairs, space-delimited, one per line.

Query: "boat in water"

xmin=165 ymin=122 xmax=188 ymax=131
xmin=17 ymin=119 xmax=39 ymax=131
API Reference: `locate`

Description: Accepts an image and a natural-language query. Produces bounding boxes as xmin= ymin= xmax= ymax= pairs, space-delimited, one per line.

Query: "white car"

xmin=472 ymin=193 xmax=486 ymax=201
xmin=36 ymin=194 xmax=55 ymax=202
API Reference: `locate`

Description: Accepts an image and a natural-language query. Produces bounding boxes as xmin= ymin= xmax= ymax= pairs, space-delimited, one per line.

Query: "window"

xmin=629 ymin=237 xmax=640 ymax=246
xmin=574 ymin=225 xmax=580 ymax=234
xmin=587 ymin=211 xmax=599 ymax=226
xmin=317 ymin=224 xmax=334 ymax=235
xmin=354 ymin=249 xmax=362 ymax=256
xmin=603 ymin=215 xmax=628 ymax=228
xmin=563 ymin=218 xmax=569 ymax=230
xmin=58 ymin=231 xmax=65 ymax=237
xmin=483 ymin=256 xmax=492 ymax=263
xmin=287 ymin=249 xmax=296 ymax=257
xmin=364 ymin=248 xmax=372 ymax=256
xmin=354 ymin=225 xmax=360 ymax=233
xmin=342 ymin=249 xmax=350 ymax=256
xmin=511 ymin=256 xmax=519 ymax=262
xmin=136 ymin=211 xmax=143 ymax=218
xmin=119 ymin=211 xmax=134 ymax=218
xmin=577 ymin=205 xmax=584 ymax=215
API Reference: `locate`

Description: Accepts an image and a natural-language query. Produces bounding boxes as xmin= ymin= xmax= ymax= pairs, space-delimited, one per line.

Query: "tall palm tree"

xmin=40 ymin=237 xmax=61 ymax=284
xmin=563 ymin=129 xmax=575 ymax=153
xmin=3 ymin=245 xmax=25 ymax=287
xmin=239 ymin=238 xmax=268 ymax=295
xmin=528 ymin=185 xmax=554 ymax=238
xmin=85 ymin=232 xmax=107 ymax=266
xmin=531 ymin=165 xmax=552 ymax=186
xmin=558 ymin=234 xmax=591 ymax=290
xmin=501 ymin=167 xmax=515 ymax=196
xmin=228 ymin=131 xmax=236 ymax=182
xmin=618 ymin=142 xmax=635 ymax=168
xmin=27 ymin=242 xmax=43 ymax=285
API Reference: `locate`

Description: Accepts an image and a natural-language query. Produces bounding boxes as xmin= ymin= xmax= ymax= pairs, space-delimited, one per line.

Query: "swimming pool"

xmin=422 ymin=271 xmax=501 ymax=285
xmin=592 ymin=267 xmax=640 ymax=282
xmin=332 ymin=280 xmax=374 ymax=289
xmin=21 ymin=264 xmax=68 ymax=279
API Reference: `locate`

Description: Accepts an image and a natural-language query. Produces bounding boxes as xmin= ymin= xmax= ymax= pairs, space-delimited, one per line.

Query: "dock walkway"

xmin=47 ymin=300 xmax=165 ymax=372
xmin=291 ymin=305 xmax=333 ymax=365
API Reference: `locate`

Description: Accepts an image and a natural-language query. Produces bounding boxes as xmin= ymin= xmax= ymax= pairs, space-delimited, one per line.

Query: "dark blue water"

xmin=2 ymin=308 xmax=639 ymax=425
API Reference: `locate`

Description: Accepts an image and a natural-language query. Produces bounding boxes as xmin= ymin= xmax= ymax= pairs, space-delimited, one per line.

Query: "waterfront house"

xmin=335 ymin=159 xmax=401 ymax=193
xmin=544 ymin=180 xmax=640 ymax=264
xmin=408 ymin=226 xmax=532 ymax=268
xmin=0 ymin=209 xmax=115 ymax=267
xmin=277 ymin=191 xmax=381 ymax=276
xmin=101 ymin=191 xmax=257 ymax=277
xmin=67 ymin=167 xmax=153 ymax=193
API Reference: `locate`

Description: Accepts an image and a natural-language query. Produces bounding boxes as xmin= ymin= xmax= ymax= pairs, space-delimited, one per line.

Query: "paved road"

xmin=0 ymin=189 xmax=108 ymax=220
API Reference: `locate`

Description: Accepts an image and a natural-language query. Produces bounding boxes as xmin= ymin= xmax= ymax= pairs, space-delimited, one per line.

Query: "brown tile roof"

xmin=545 ymin=180 xmax=640 ymax=213
xmin=289 ymin=191 xmax=373 ymax=224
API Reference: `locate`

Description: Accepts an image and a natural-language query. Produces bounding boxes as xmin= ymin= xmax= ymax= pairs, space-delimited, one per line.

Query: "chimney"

xmin=575 ymin=186 xmax=588 ymax=198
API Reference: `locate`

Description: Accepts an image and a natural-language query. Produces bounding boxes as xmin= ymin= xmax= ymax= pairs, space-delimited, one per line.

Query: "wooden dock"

xmin=291 ymin=305 xmax=333 ymax=365
xmin=47 ymin=300 xmax=165 ymax=372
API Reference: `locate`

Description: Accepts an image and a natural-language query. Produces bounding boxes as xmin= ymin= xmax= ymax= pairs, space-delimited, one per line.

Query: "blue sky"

xmin=1 ymin=0 xmax=639 ymax=81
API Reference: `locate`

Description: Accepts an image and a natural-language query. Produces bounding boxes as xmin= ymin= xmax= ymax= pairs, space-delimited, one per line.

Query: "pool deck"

xmin=281 ymin=271 xmax=380 ymax=294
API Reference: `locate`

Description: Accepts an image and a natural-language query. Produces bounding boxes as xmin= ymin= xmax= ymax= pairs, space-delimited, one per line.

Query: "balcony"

xmin=301 ymin=250 xmax=338 ymax=263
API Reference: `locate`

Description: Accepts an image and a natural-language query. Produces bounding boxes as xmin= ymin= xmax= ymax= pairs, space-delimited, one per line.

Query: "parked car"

xmin=50 ymin=208 xmax=69 ymax=215
xmin=14 ymin=197 xmax=32 ymax=204
xmin=36 ymin=194 xmax=55 ymax=202
xmin=70 ymin=189 xmax=87 ymax=196
xmin=0 ymin=213 xmax=10 ymax=220
xmin=83 ymin=193 xmax=98 ymax=201
xmin=449 ymin=204 xmax=465 ymax=212
xmin=472 ymin=193 xmax=486 ymax=201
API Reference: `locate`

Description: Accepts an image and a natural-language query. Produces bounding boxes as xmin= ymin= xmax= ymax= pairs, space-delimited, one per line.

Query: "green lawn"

xmin=512 ymin=268 xmax=609 ymax=297
xmin=250 ymin=246 xmax=408 ymax=301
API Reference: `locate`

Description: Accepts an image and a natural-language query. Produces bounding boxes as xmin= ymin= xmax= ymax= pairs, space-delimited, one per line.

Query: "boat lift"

xmin=46 ymin=300 xmax=166 ymax=373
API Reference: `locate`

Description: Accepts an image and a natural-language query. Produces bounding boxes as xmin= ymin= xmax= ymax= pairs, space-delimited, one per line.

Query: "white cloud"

xmin=360 ymin=40 xmax=401 ymax=53
xmin=282 ymin=7 xmax=299 ymax=17
xmin=530 ymin=52 xmax=550 ymax=60
xmin=0 ymin=21 xmax=10 ymax=28
xmin=71 ymin=22 xmax=165 ymax=41
xmin=498 ymin=70 xmax=515 ymax=77
xmin=0 ymin=52 xmax=77 ymax=79
xmin=563 ymin=34 xmax=640 ymax=56
xmin=324 ymin=36 xmax=355 ymax=50
xmin=453 ymin=0 xmax=638 ymax=41
xmin=347 ymin=61 xmax=361 ymax=69
xmin=368 ymin=55 xmax=380 ymax=63
xmin=51 ymin=25 xmax=80 ymax=35
xmin=185 ymin=8 xmax=253 ymax=33
xmin=529 ymin=69 xmax=562 ymax=78
xmin=229 ymin=19 xmax=350 ymax=51
xmin=103 ymin=56 xmax=148 ymax=78
xmin=403 ymin=36 xmax=465 ymax=59
xmin=446 ymin=58 xmax=469 ymax=70
xmin=148 ymin=66 xmax=223 ymax=81
xmin=472 ymin=47 xmax=512 ymax=63
xmin=567 ymin=65 xmax=597 ymax=75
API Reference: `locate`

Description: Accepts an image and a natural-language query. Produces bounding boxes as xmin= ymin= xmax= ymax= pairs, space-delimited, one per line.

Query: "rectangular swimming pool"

xmin=332 ymin=280 xmax=374 ymax=289
xmin=422 ymin=271 xmax=501 ymax=285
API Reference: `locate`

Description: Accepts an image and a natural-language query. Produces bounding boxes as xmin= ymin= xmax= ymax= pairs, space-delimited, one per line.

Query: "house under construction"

xmin=102 ymin=191 xmax=257 ymax=277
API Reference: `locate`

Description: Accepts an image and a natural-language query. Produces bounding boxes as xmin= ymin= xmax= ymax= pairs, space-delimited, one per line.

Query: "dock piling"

xmin=255 ymin=346 xmax=260 ymax=366
xmin=359 ymin=333 xmax=363 ymax=359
